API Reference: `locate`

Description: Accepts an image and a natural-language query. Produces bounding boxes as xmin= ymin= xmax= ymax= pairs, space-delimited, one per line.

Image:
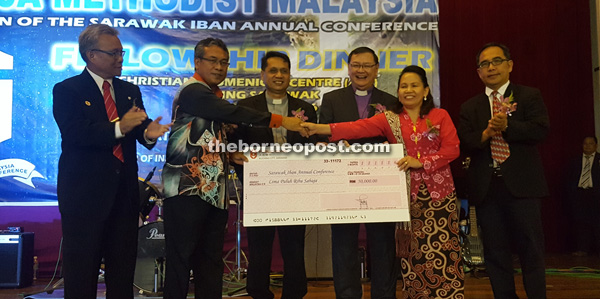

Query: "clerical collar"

xmin=355 ymin=89 xmax=368 ymax=96
xmin=266 ymin=93 xmax=288 ymax=105
xmin=352 ymin=86 xmax=373 ymax=96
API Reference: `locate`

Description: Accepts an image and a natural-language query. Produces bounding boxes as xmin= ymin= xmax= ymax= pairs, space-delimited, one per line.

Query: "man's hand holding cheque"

xmin=281 ymin=116 xmax=306 ymax=133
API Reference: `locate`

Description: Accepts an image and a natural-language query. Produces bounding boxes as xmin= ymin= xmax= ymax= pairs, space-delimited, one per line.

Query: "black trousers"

xmin=573 ymin=188 xmax=600 ymax=253
xmin=60 ymin=173 xmax=138 ymax=299
xmin=246 ymin=225 xmax=307 ymax=299
xmin=331 ymin=222 xmax=397 ymax=299
xmin=477 ymin=175 xmax=546 ymax=299
xmin=163 ymin=195 xmax=229 ymax=299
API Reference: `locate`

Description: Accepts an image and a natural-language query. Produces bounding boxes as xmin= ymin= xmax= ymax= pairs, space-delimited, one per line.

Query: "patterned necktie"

xmin=580 ymin=155 xmax=592 ymax=188
xmin=490 ymin=91 xmax=510 ymax=163
xmin=102 ymin=80 xmax=124 ymax=163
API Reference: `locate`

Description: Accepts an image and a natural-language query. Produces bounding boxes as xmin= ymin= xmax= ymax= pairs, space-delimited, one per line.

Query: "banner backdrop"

xmin=0 ymin=0 xmax=439 ymax=205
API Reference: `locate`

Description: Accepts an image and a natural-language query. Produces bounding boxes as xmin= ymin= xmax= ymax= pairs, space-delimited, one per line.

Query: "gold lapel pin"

xmin=128 ymin=96 xmax=132 ymax=100
xmin=85 ymin=101 xmax=91 ymax=106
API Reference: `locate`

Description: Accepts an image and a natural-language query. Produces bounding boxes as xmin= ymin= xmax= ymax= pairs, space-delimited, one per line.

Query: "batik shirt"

xmin=162 ymin=74 xmax=274 ymax=209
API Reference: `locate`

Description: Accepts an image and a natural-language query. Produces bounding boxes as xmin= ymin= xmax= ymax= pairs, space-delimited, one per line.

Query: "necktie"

xmin=103 ymin=80 xmax=124 ymax=163
xmin=580 ymin=155 xmax=592 ymax=188
xmin=490 ymin=91 xmax=510 ymax=163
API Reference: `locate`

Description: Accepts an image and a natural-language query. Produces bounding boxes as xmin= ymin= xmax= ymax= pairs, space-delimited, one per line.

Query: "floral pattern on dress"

xmin=398 ymin=109 xmax=459 ymax=202
xmin=328 ymin=108 xmax=459 ymax=202
xmin=401 ymin=183 xmax=465 ymax=299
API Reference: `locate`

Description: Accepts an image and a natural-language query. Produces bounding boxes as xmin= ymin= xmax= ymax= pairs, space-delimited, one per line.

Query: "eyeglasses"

xmin=267 ymin=68 xmax=290 ymax=75
xmin=91 ymin=49 xmax=125 ymax=58
xmin=198 ymin=57 xmax=230 ymax=67
xmin=478 ymin=58 xmax=509 ymax=69
xmin=349 ymin=63 xmax=377 ymax=70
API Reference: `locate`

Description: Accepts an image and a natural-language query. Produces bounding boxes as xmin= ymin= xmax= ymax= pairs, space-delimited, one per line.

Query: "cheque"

xmin=242 ymin=144 xmax=410 ymax=227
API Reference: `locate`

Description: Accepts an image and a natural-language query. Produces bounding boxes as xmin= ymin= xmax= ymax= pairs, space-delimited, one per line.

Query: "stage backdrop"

xmin=0 ymin=0 xmax=439 ymax=205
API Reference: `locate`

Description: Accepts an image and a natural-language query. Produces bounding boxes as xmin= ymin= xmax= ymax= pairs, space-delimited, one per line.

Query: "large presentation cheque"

xmin=242 ymin=144 xmax=410 ymax=227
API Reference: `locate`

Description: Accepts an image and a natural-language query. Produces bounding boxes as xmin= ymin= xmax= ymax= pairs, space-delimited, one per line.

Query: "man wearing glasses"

xmin=53 ymin=24 xmax=171 ymax=298
xmin=161 ymin=38 xmax=305 ymax=299
xmin=231 ymin=51 xmax=317 ymax=299
xmin=458 ymin=43 xmax=550 ymax=298
xmin=318 ymin=46 xmax=398 ymax=299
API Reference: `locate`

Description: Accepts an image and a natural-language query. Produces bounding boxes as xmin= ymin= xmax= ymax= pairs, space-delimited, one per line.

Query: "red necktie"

xmin=103 ymin=80 xmax=124 ymax=163
xmin=490 ymin=91 xmax=510 ymax=163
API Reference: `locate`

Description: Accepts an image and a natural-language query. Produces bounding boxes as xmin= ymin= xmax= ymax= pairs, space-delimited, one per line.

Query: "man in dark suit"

xmin=569 ymin=136 xmax=600 ymax=256
xmin=318 ymin=47 xmax=398 ymax=299
xmin=53 ymin=24 xmax=171 ymax=299
xmin=458 ymin=42 xmax=550 ymax=299
xmin=233 ymin=51 xmax=317 ymax=299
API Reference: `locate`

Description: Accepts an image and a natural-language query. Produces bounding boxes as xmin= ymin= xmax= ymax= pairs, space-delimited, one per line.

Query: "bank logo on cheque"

xmin=0 ymin=51 xmax=44 ymax=188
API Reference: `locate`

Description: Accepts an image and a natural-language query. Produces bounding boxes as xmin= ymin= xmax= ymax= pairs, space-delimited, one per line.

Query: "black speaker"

xmin=0 ymin=232 xmax=34 ymax=288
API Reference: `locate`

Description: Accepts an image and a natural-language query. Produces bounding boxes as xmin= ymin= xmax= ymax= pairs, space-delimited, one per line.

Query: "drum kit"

xmin=36 ymin=169 xmax=247 ymax=297
xmin=133 ymin=168 xmax=248 ymax=296
xmin=34 ymin=173 xmax=168 ymax=297
xmin=21 ymin=165 xmax=251 ymax=299
xmin=134 ymin=176 xmax=165 ymax=296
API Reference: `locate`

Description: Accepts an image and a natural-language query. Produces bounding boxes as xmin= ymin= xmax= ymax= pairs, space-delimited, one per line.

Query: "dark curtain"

xmin=439 ymin=1 xmax=594 ymax=253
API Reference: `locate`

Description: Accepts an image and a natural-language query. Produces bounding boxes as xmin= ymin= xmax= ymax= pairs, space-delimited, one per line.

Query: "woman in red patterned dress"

xmin=303 ymin=65 xmax=465 ymax=298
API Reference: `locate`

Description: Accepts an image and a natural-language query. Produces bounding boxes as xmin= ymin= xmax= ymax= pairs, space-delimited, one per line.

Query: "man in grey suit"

xmin=458 ymin=42 xmax=550 ymax=299
xmin=319 ymin=47 xmax=398 ymax=299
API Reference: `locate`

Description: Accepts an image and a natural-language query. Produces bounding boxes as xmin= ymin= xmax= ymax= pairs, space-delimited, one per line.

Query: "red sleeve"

xmin=329 ymin=113 xmax=394 ymax=143
xmin=269 ymin=114 xmax=283 ymax=128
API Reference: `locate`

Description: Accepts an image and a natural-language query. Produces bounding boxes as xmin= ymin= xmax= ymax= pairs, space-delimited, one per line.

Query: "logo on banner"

xmin=0 ymin=51 xmax=13 ymax=143
xmin=0 ymin=159 xmax=45 ymax=188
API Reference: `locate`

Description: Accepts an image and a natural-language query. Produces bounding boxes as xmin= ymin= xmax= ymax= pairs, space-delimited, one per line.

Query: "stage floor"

xmin=2 ymin=254 xmax=599 ymax=299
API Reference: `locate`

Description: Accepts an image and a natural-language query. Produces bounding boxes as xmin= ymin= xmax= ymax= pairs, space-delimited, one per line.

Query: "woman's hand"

xmin=300 ymin=122 xmax=332 ymax=136
xmin=397 ymin=156 xmax=423 ymax=172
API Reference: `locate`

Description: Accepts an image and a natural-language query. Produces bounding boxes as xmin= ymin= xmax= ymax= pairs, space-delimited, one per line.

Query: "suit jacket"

xmin=53 ymin=70 xmax=154 ymax=220
xmin=568 ymin=153 xmax=600 ymax=197
xmin=231 ymin=92 xmax=318 ymax=180
xmin=318 ymin=85 xmax=398 ymax=144
xmin=458 ymin=83 xmax=550 ymax=205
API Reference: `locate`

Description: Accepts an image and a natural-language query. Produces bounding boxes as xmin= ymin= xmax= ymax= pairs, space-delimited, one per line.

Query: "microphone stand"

xmin=222 ymin=168 xmax=248 ymax=297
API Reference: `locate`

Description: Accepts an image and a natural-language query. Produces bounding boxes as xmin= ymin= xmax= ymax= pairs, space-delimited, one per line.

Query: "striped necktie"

xmin=490 ymin=91 xmax=510 ymax=163
xmin=103 ymin=80 xmax=124 ymax=163
xmin=580 ymin=155 xmax=592 ymax=188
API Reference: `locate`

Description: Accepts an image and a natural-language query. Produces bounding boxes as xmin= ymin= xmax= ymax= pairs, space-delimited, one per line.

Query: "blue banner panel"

xmin=0 ymin=0 xmax=439 ymax=204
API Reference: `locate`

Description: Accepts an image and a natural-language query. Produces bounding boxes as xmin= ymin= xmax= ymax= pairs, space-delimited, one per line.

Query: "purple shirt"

xmin=353 ymin=86 xmax=374 ymax=119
